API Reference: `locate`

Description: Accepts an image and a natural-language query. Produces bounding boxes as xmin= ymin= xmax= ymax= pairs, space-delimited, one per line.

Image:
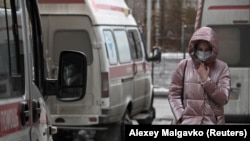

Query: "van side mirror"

xmin=148 ymin=46 xmax=162 ymax=63
xmin=57 ymin=51 xmax=87 ymax=102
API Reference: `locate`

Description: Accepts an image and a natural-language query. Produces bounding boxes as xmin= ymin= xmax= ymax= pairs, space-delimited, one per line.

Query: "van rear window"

xmin=211 ymin=25 xmax=250 ymax=67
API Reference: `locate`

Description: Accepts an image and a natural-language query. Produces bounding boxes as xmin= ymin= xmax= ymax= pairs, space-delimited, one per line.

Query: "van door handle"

xmin=133 ymin=63 xmax=137 ymax=74
xmin=20 ymin=101 xmax=30 ymax=126
xmin=121 ymin=77 xmax=133 ymax=82
xmin=236 ymin=82 xmax=241 ymax=88
xmin=32 ymin=99 xmax=41 ymax=122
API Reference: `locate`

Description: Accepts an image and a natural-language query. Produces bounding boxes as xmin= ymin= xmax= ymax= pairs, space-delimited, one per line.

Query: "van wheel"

xmin=95 ymin=110 xmax=133 ymax=141
xmin=120 ymin=109 xmax=133 ymax=141
xmin=137 ymin=107 xmax=155 ymax=125
xmin=124 ymin=110 xmax=133 ymax=125
xmin=95 ymin=123 xmax=120 ymax=141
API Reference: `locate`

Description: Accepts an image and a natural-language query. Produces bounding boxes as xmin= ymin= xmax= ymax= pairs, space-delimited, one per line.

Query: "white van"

xmin=38 ymin=0 xmax=161 ymax=140
xmin=0 ymin=0 xmax=88 ymax=140
xmin=195 ymin=0 xmax=250 ymax=123
xmin=0 ymin=0 xmax=59 ymax=140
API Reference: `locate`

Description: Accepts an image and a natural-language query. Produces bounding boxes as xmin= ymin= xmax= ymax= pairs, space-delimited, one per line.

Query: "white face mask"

xmin=195 ymin=50 xmax=211 ymax=62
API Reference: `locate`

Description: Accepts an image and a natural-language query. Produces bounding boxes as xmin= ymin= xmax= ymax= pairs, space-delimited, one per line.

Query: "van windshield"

xmin=211 ymin=25 xmax=250 ymax=67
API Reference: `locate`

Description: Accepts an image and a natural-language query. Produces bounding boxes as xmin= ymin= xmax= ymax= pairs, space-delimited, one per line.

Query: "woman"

xmin=168 ymin=26 xmax=231 ymax=125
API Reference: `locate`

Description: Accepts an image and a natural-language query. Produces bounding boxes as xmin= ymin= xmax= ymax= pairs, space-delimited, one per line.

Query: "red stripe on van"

xmin=109 ymin=64 xmax=133 ymax=80
xmin=90 ymin=0 xmax=126 ymax=13
xmin=96 ymin=4 xmax=125 ymax=12
xmin=109 ymin=62 xmax=150 ymax=80
xmin=144 ymin=62 xmax=151 ymax=72
xmin=0 ymin=25 xmax=22 ymax=32
xmin=208 ymin=5 xmax=250 ymax=10
xmin=135 ymin=62 xmax=150 ymax=74
xmin=0 ymin=102 xmax=22 ymax=137
xmin=38 ymin=0 xmax=85 ymax=3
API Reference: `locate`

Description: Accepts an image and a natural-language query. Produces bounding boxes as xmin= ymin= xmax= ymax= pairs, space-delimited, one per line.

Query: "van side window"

xmin=113 ymin=30 xmax=131 ymax=63
xmin=103 ymin=30 xmax=118 ymax=65
xmin=128 ymin=30 xmax=143 ymax=61
xmin=214 ymin=25 xmax=250 ymax=67
xmin=0 ymin=0 xmax=24 ymax=98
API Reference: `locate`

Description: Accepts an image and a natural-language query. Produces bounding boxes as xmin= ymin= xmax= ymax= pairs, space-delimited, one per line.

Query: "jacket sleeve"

xmin=203 ymin=62 xmax=231 ymax=106
xmin=168 ymin=59 xmax=186 ymax=122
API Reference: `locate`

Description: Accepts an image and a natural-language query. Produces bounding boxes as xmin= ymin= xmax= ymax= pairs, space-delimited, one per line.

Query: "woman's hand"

xmin=197 ymin=63 xmax=209 ymax=82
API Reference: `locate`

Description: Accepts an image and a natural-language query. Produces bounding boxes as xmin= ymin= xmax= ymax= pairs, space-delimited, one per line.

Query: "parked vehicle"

xmin=38 ymin=0 xmax=161 ymax=140
xmin=195 ymin=0 xmax=250 ymax=123
xmin=0 ymin=0 xmax=88 ymax=140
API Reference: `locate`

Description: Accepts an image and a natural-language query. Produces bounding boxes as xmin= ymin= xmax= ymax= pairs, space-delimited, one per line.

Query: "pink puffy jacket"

xmin=168 ymin=27 xmax=231 ymax=125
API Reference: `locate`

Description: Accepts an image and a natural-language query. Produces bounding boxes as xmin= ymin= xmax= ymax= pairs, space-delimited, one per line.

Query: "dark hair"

xmin=195 ymin=40 xmax=211 ymax=50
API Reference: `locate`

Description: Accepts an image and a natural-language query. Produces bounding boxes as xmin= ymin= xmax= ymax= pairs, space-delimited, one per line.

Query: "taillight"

xmin=101 ymin=72 xmax=109 ymax=98
xmin=89 ymin=117 xmax=97 ymax=122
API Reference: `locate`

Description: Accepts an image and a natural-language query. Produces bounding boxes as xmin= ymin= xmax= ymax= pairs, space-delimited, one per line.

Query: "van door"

xmin=127 ymin=29 xmax=149 ymax=113
xmin=41 ymin=15 xmax=101 ymax=124
xmin=112 ymin=29 xmax=134 ymax=111
xmin=213 ymin=25 xmax=250 ymax=118
xmin=42 ymin=15 xmax=95 ymax=79
xmin=0 ymin=0 xmax=30 ymax=140
xmin=25 ymin=0 xmax=53 ymax=140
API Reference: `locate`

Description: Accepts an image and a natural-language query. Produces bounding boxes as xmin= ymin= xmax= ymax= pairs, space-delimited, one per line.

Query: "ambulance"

xmin=195 ymin=0 xmax=250 ymax=123
xmin=0 ymin=0 xmax=88 ymax=140
xmin=38 ymin=0 xmax=161 ymax=140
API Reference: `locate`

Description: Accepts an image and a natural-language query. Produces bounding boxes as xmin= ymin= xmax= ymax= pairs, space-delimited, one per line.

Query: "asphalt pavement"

xmin=151 ymin=52 xmax=184 ymax=125
xmin=153 ymin=87 xmax=174 ymax=125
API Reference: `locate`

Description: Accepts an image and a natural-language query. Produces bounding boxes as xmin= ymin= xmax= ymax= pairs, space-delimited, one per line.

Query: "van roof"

xmin=38 ymin=0 xmax=137 ymax=26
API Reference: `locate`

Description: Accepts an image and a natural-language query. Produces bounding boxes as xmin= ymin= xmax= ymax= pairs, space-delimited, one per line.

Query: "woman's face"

xmin=196 ymin=41 xmax=212 ymax=52
xmin=195 ymin=41 xmax=212 ymax=62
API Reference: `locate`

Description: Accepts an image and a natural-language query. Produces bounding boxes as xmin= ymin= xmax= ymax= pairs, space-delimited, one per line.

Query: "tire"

xmin=52 ymin=131 xmax=70 ymax=141
xmin=120 ymin=109 xmax=133 ymax=141
xmin=95 ymin=122 xmax=125 ymax=141
xmin=95 ymin=109 xmax=133 ymax=141
xmin=137 ymin=106 xmax=156 ymax=125
xmin=123 ymin=109 xmax=133 ymax=125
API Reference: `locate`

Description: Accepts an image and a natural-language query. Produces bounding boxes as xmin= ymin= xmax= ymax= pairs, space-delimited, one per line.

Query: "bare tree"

xmin=125 ymin=0 xmax=197 ymax=52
